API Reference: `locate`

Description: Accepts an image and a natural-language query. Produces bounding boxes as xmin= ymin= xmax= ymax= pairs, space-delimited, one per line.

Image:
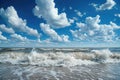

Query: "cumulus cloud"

xmin=0 ymin=24 xmax=15 ymax=34
xmin=40 ymin=23 xmax=69 ymax=42
xmin=33 ymin=0 xmax=70 ymax=28
xmin=91 ymin=0 xmax=116 ymax=11
xmin=61 ymin=34 xmax=69 ymax=42
xmin=11 ymin=33 xmax=28 ymax=41
xmin=74 ymin=10 xmax=83 ymax=17
xmin=70 ymin=15 xmax=120 ymax=42
xmin=0 ymin=6 xmax=39 ymax=37
xmin=0 ymin=31 xmax=7 ymax=40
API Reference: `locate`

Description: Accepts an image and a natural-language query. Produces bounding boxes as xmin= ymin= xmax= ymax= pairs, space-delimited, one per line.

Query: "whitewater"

xmin=0 ymin=48 xmax=120 ymax=80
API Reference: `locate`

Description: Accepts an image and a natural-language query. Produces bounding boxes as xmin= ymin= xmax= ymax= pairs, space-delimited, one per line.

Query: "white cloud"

xmin=40 ymin=23 xmax=62 ymax=41
xmin=76 ymin=22 xmax=85 ymax=28
xmin=40 ymin=23 xmax=69 ymax=42
xmin=69 ymin=19 xmax=74 ymax=24
xmin=71 ymin=15 xmax=120 ymax=42
xmin=0 ymin=24 xmax=15 ymax=34
xmin=91 ymin=0 xmax=116 ymax=11
xmin=11 ymin=33 xmax=28 ymax=41
xmin=61 ymin=34 xmax=69 ymax=42
xmin=0 ymin=31 xmax=7 ymax=40
xmin=72 ymin=17 xmax=78 ymax=21
xmin=33 ymin=0 xmax=70 ymax=28
xmin=115 ymin=14 xmax=120 ymax=18
xmin=0 ymin=6 xmax=39 ymax=37
xmin=74 ymin=10 xmax=83 ymax=17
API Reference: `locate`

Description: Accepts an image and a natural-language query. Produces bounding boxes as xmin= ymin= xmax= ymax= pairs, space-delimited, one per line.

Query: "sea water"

xmin=0 ymin=48 xmax=120 ymax=80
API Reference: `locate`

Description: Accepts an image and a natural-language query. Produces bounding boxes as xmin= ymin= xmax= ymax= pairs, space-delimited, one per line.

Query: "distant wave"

xmin=0 ymin=48 xmax=120 ymax=67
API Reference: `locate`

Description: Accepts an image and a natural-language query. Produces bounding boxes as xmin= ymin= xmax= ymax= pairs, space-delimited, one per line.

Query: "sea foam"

xmin=0 ymin=48 xmax=120 ymax=67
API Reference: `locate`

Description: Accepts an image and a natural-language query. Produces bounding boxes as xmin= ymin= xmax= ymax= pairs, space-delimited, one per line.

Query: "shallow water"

xmin=0 ymin=48 xmax=120 ymax=80
xmin=0 ymin=63 xmax=120 ymax=80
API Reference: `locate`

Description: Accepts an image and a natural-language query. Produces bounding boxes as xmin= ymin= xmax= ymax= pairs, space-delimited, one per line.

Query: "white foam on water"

xmin=0 ymin=48 xmax=120 ymax=67
xmin=91 ymin=49 xmax=120 ymax=63
xmin=91 ymin=49 xmax=112 ymax=62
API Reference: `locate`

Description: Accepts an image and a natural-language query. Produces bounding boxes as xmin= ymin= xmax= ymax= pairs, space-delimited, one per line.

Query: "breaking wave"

xmin=0 ymin=48 xmax=120 ymax=67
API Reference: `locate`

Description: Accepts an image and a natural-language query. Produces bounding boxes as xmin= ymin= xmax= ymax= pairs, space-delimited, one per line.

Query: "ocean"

xmin=0 ymin=47 xmax=120 ymax=80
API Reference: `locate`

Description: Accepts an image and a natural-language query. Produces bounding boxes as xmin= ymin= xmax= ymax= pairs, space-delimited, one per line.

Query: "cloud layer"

xmin=0 ymin=6 xmax=39 ymax=37
xmin=71 ymin=15 xmax=120 ymax=42
xmin=11 ymin=33 xmax=28 ymax=41
xmin=0 ymin=0 xmax=120 ymax=47
xmin=40 ymin=23 xmax=69 ymax=42
xmin=91 ymin=0 xmax=116 ymax=11
xmin=0 ymin=24 xmax=15 ymax=34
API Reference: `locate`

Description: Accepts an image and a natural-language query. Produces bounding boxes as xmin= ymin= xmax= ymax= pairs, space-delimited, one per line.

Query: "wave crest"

xmin=0 ymin=48 xmax=120 ymax=67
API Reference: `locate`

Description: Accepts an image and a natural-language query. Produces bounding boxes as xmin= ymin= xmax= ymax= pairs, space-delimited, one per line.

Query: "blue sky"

xmin=0 ymin=0 xmax=120 ymax=47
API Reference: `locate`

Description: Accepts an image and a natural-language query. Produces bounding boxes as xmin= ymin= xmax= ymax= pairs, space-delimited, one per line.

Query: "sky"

xmin=0 ymin=0 xmax=120 ymax=47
